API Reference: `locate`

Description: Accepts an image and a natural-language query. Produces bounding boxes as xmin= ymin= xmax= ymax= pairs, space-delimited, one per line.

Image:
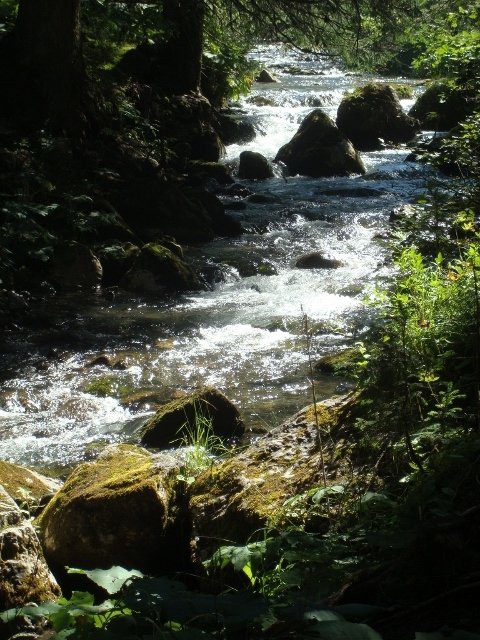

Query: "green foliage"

xmin=412 ymin=1 xmax=480 ymax=90
xmin=175 ymin=408 xmax=231 ymax=485
xmin=1 ymin=566 xmax=268 ymax=640
xmin=439 ymin=111 xmax=480 ymax=178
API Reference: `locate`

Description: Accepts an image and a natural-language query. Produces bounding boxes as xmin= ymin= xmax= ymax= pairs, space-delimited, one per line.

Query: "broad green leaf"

xmin=304 ymin=610 xmax=342 ymax=622
xmin=68 ymin=566 xmax=144 ymax=595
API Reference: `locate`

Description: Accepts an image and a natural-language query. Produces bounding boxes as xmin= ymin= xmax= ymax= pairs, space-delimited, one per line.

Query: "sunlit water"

xmin=0 ymin=45 xmax=431 ymax=472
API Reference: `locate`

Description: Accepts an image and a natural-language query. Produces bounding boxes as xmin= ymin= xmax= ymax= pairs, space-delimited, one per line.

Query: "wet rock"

xmin=336 ymin=83 xmax=420 ymax=151
xmin=0 ymin=486 xmax=61 ymax=609
xmin=0 ymin=460 xmax=61 ymax=510
xmin=141 ymin=387 xmax=244 ymax=450
xmin=409 ymin=81 xmax=474 ymax=130
xmin=317 ymin=186 xmax=384 ymax=198
xmin=256 ymin=69 xmax=278 ymax=83
xmin=275 ymin=110 xmax=366 ymax=178
xmin=36 ymin=444 xmax=187 ymax=574
xmin=238 ymin=151 xmax=274 ymax=180
xmin=216 ymin=114 xmax=256 ymax=146
xmin=187 ymin=161 xmax=234 ymax=186
xmin=190 ymin=396 xmax=352 ymax=555
xmin=295 ymin=252 xmax=343 ymax=269
xmin=120 ymin=242 xmax=202 ymax=294
xmin=97 ymin=242 xmax=140 ymax=287
xmin=50 ymin=241 xmax=103 ymax=290
xmin=247 ymin=95 xmax=277 ymax=107
xmin=86 ymin=354 xmax=127 ymax=370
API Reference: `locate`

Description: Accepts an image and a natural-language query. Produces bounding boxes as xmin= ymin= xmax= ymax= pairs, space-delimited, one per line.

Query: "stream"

xmin=0 ymin=45 xmax=431 ymax=474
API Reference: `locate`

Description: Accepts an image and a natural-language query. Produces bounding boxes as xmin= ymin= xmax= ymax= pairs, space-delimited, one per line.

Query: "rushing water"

xmin=0 ymin=45 xmax=430 ymax=472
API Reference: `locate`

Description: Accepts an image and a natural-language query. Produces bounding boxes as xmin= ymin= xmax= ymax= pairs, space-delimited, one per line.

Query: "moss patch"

xmin=0 ymin=460 xmax=60 ymax=508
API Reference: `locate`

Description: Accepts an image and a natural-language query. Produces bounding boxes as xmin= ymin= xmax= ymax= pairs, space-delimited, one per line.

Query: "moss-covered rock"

xmin=336 ymin=83 xmax=420 ymax=150
xmin=187 ymin=161 xmax=234 ymax=186
xmin=275 ymin=110 xmax=366 ymax=177
xmin=97 ymin=242 xmax=140 ymax=287
xmin=36 ymin=444 xmax=186 ymax=574
xmin=141 ymin=387 xmax=244 ymax=450
xmin=0 ymin=485 xmax=61 ymax=609
xmin=189 ymin=395 xmax=354 ymax=557
xmin=120 ymin=242 xmax=202 ymax=293
xmin=50 ymin=241 xmax=103 ymax=290
xmin=315 ymin=347 xmax=362 ymax=376
xmin=408 ymin=81 xmax=476 ymax=131
xmin=0 ymin=460 xmax=61 ymax=509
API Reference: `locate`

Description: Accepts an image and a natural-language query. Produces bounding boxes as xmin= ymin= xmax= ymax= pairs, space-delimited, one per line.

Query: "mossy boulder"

xmin=408 ymin=81 xmax=475 ymax=130
xmin=0 ymin=460 xmax=61 ymax=509
xmin=141 ymin=387 xmax=244 ymax=450
xmin=216 ymin=113 xmax=256 ymax=146
xmin=189 ymin=396 xmax=353 ymax=557
xmin=275 ymin=110 xmax=366 ymax=177
xmin=50 ymin=241 xmax=103 ymax=290
xmin=97 ymin=242 xmax=140 ymax=287
xmin=36 ymin=445 xmax=187 ymax=574
xmin=120 ymin=242 xmax=202 ymax=293
xmin=238 ymin=150 xmax=274 ymax=180
xmin=0 ymin=485 xmax=61 ymax=609
xmin=187 ymin=161 xmax=234 ymax=186
xmin=336 ymin=83 xmax=420 ymax=150
xmin=315 ymin=347 xmax=362 ymax=377
xmin=115 ymin=184 xmax=243 ymax=244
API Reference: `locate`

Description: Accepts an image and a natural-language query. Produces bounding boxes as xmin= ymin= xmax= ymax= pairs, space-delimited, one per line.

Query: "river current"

xmin=0 ymin=45 xmax=430 ymax=473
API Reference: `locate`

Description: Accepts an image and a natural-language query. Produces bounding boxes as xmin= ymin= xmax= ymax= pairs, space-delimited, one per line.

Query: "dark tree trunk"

xmin=0 ymin=0 xmax=91 ymax=133
xmin=161 ymin=0 xmax=205 ymax=94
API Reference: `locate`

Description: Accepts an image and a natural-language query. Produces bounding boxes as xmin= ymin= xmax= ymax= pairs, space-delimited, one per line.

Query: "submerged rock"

xmin=141 ymin=387 xmax=244 ymax=450
xmin=336 ymin=83 xmax=420 ymax=150
xmin=0 ymin=485 xmax=61 ymax=609
xmin=275 ymin=110 xmax=365 ymax=177
xmin=295 ymin=252 xmax=343 ymax=269
xmin=238 ymin=150 xmax=274 ymax=180
xmin=36 ymin=444 xmax=187 ymax=574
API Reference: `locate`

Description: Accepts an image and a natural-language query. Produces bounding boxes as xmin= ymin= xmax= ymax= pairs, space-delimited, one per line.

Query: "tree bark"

xmin=0 ymin=0 xmax=90 ymax=133
xmin=161 ymin=0 xmax=205 ymax=94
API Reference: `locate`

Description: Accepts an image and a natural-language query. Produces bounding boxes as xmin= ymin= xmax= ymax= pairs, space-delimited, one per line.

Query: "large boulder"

xmin=408 ymin=81 xmax=475 ymax=131
xmin=50 ymin=241 xmax=103 ymax=290
xmin=0 ymin=460 xmax=61 ymax=510
xmin=36 ymin=445 xmax=187 ymax=574
xmin=141 ymin=387 xmax=244 ymax=450
xmin=216 ymin=113 xmax=256 ymax=146
xmin=120 ymin=242 xmax=202 ymax=293
xmin=238 ymin=150 xmax=274 ymax=180
xmin=275 ymin=110 xmax=366 ymax=177
xmin=189 ymin=396 xmax=353 ymax=557
xmin=114 ymin=185 xmax=243 ymax=244
xmin=336 ymin=83 xmax=420 ymax=150
xmin=0 ymin=485 xmax=60 ymax=609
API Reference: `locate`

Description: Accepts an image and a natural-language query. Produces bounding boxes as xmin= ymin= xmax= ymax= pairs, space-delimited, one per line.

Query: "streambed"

xmin=0 ymin=45 xmax=431 ymax=472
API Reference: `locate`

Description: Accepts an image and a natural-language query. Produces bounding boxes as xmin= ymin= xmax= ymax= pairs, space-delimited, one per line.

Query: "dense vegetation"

xmin=1 ymin=0 xmax=480 ymax=639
